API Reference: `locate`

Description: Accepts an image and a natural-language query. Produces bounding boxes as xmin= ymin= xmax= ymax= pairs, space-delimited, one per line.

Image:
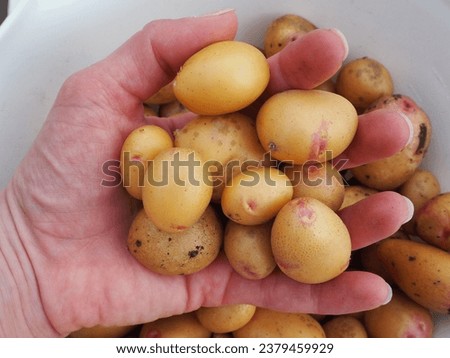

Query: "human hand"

xmin=0 ymin=9 xmax=413 ymax=337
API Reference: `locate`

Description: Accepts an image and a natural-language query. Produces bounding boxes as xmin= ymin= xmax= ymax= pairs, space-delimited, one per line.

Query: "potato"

xmin=415 ymin=193 xmax=450 ymax=251
xmin=142 ymin=147 xmax=212 ymax=232
xmin=174 ymin=41 xmax=270 ymax=115
xmin=144 ymin=80 xmax=176 ymax=105
xmin=195 ymin=304 xmax=256 ymax=333
xmin=339 ymin=185 xmax=378 ymax=210
xmin=143 ymin=105 xmax=158 ymax=117
xmin=256 ymin=90 xmax=358 ymax=164
xmin=336 ymin=57 xmax=394 ymax=111
xmin=224 ymin=221 xmax=276 ymax=280
xmin=159 ymin=100 xmax=188 ymax=117
xmin=127 ymin=206 xmax=222 ymax=275
xmin=233 ymin=308 xmax=325 ymax=338
xmin=399 ymin=169 xmax=441 ymax=234
xmin=364 ymin=290 xmax=433 ymax=338
xmin=174 ymin=113 xmax=267 ymax=202
xmin=68 ymin=324 xmax=136 ymax=338
xmin=314 ymin=79 xmax=336 ymax=93
xmin=221 ymin=166 xmax=293 ymax=225
xmin=271 ymin=197 xmax=351 ymax=284
xmin=322 ymin=315 xmax=368 ymax=338
xmin=140 ymin=312 xmax=211 ymax=338
xmin=351 ymin=94 xmax=432 ymax=190
xmin=264 ymin=14 xmax=317 ymax=57
xmin=284 ymin=161 xmax=345 ymax=211
xmin=120 ymin=125 xmax=173 ymax=200
xmin=359 ymin=231 xmax=409 ymax=284
xmin=377 ymin=238 xmax=450 ymax=313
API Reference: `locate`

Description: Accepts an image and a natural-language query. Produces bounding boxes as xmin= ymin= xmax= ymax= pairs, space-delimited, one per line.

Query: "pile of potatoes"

xmin=72 ymin=13 xmax=450 ymax=338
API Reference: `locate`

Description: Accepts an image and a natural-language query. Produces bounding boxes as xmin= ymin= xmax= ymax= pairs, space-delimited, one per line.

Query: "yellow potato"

xmin=143 ymin=105 xmax=158 ymax=117
xmin=221 ymin=166 xmax=293 ymax=225
xmin=364 ymin=290 xmax=433 ymax=338
xmin=284 ymin=161 xmax=345 ymax=211
xmin=68 ymin=324 xmax=136 ymax=338
xmin=159 ymin=100 xmax=188 ymax=117
xmin=224 ymin=220 xmax=276 ymax=280
xmin=339 ymin=185 xmax=378 ymax=210
xmin=399 ymin=169 xmax=441 ymax=234
xmin=377 ymin=238 xmax=450 ymax=313
xmin=322 ymin=315 xmax=368 ymax=338
xmin=233 ymin=308 xmax=325 ymax=338
xmin=271 ymin=197 xmax=351 ymax=284
xmin=144 ymin=80 xmax=176 ymax=105
xmin=140 ymin=312 xmax=211 ymax=338
xmin=174 ymin=41 xmax=270 ymax=115
xmin=351 ymin=94 xmax=432 ymax=190
xmin=195 ymin=304 xmax=256 ymax=333
xmin=142 ymin=147 xmax=212 ymax=232
xmin=264 ymin=14 xmax=317 ymax=57
xmin=336 ymin=57 xmax=394 ymax=111
xmin=120 ymin=125 xmax=173 ymax=200
xmin=127 ymin=206 xmax=222 ymax=275
xmin=256 ymin=90 xmax=358 ymax=164
xmin=415 ymin=193 xmax=450 ymax=251
xmin=314 ymin=79 xmax=336 ymax=93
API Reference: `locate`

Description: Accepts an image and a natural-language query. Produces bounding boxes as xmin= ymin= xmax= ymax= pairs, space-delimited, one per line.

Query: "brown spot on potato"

xmin=408 ymin=256 xmax=416 ymax=261
xmin=415 ymin=123 xmax=428 ymax=155
xmin=135 ymin=240 xmax=142 ymax=247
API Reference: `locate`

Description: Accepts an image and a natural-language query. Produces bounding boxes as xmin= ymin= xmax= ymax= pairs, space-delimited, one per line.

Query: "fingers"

xmin=188 ymin=257 xmax=391 ymax=315
xmin=266 ymin=28 xmax=348 ymax=94
xmin=339 ymin=191 xmax=414 ymax=250
xmin=56 ymin=10 xmax=238 ymax=118
xmin=333 ymin=109 xmax=414 ymax=170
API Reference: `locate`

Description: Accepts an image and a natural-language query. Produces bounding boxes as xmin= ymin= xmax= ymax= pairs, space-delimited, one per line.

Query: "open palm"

xmin=3 ymin=10 xmax=413 ymax=337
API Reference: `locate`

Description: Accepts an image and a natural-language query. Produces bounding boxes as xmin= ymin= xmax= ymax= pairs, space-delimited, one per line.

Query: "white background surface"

xmin=0 ymin=0 xmax=449 ymax=337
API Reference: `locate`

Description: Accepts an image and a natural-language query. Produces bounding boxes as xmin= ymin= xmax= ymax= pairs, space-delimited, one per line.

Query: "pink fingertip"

xmin=328 ymin=28 xmax=349 ymax=60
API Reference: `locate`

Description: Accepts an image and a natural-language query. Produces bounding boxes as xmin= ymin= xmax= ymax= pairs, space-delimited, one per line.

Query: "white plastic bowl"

xmin=0 ymin=0 xmax=449 ymax=337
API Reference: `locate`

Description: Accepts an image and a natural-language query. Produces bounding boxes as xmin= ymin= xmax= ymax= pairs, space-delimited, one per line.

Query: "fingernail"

xmin=329 ymin=28 xmax=349 ymax=60
xmin=398 ymin=112 xmax=415 ymax=146
xmin=402 ymin=196 xmax=415 ymax=224
xmin=200 ymin=8 xmax=235 ymax=17
xmin=383 ymin=285 xmax=393 ymax=305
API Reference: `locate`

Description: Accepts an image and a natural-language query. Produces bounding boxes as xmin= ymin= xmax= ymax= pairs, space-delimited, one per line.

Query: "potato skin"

xmin=221 ymin=166 xmax=293 ymax=225
xmin=284 ymin=161 xmax=345 ymax=211
xmin=120 ymin=125 xmax=173 ymax=200
xmin=336 ymin=57 xmax=394 ymax=111
xmin=174 ymin=41 xmax=270 ymax=115
xmin=144 ymin=80 xmax=176 ymax=105
xmin=256 ymin=90 xmax=358 ymax=164
xmin=142 ymin=147 xmax=212 ymax=233
xmin=351 ymin=94 xmax=432 ymax=190
xmin=224 ymin=221 xmax=276 ymax=280
xmin=377 ymin=238 xmax=450 ymax=313
xmin=140 ymin=312 xmax=211 ymax=338
xmin=271 ymin=197 xmax=351 ymax=284
xmin=339 ymin=185 xmax=378 ymax=210
xmin=69 ymin=324 xmax=135 ymax=338
xmin=323 ymin=316 xmax=368 ymax=338
xmin=264 ymin=14 xmax=317 ymax=57
xmin=399 ymin=169 xmax=441 ymax=234
xmin=364 ymin=290 xmax=433 ymax=338
xmin=127 ymin=206 xmax=222 ymax=275
xmin=233 ymin=308 xmax=325 ymax=338
xmin=195 ymin=304 xmax=256 ymax=333
xmin=415 ymin=193 xmax=450 ymax=251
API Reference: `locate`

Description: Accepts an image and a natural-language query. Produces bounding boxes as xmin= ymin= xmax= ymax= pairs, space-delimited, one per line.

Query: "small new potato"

xmin=264 ymin=14 xmax=317 ymax=57
xmin=174 ymin=41 xmax=270 ymax=115
xmin=224 ymin=221 xmax=276 ymax=280
xmin=256 ymin=90 xmax=358 ymax=164
xmin=120 ymin=125 xmax=173 ymax=200
xmin=322 ymin=316 xmax=368 ymax=338
xmin=415 ymin=193 xmax=450 ymax=251
xmin=128 ymin=206 xmax=222 ymax=275
xmin=336 ymin=57 xmax=394 ymax=111
xmin=142 ymin=147 xmax=212 ymax=232
xmin=364 ymin=290 xmax=433 ymax=338
xmin=233 ymin=308 xmax=325 ymax=338
xmin=221 ymin=166 xmax=293 ymax=225
xmin=271 ymin=197 xmax=351 ymax=284
xmin=140 ymin=312 xmax=211 ymax=338
xmin=284 ymin=161 xmax=345 ymax=211
xmin=195 ymin=304 xmax=256 ymax=333
xmin=144 ymin=80 xmax=176 ymax=105
xmin=339 ymin=185 xmax=378 ymax=209
xmin=351 ymin=94 xmax=432 ymax=190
